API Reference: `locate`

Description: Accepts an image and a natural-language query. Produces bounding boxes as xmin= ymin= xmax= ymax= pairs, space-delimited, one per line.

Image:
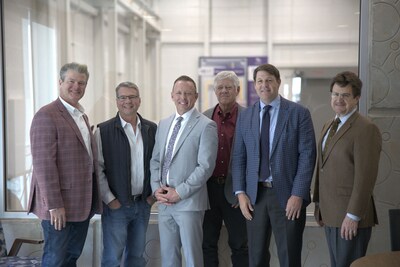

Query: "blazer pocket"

xmin=337 ymin=186 xmax=352 ymax=196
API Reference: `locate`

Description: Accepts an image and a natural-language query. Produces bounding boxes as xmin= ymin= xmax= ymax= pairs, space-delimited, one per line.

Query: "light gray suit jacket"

xmin=203 ymin=103 xmax=244 ymax=205
xmin=150 ymin=108 xmax=218 ymax=211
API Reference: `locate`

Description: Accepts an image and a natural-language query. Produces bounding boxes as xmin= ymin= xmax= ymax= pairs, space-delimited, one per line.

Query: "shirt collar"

xmin=119 ymin=114 xmax=141 ymax=129
xmin=216 ymin=102 xmax=238 ymax=117
xmin=59 ymin=96 xmax=84 ymax=115
xmin=337 ymin=108 xmax=357 ymax=125
xmin=259 ymin=95 xmax=281 ymax=111
xmin=175 ymin=107 xmax=195 ymax=121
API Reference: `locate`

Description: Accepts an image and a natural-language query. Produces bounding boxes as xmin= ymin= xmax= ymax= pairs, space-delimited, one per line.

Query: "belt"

xmin=131 ymin=194 xmax=142 ymax=201
xmin=210 ymin=176 xmax=226 ymax=184
xmin=259 ymin=181 xmax=273 ymax=188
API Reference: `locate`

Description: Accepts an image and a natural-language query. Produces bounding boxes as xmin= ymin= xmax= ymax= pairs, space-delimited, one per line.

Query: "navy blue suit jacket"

xmin=232 ymin=96 xmax=316 ymax=208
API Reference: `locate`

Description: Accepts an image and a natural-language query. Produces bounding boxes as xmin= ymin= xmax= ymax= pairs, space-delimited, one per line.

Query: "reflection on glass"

xmin=4 ymin=1 xmax=58 ymax=211
xmin=3 ymin=0 xmax=160 ymax=213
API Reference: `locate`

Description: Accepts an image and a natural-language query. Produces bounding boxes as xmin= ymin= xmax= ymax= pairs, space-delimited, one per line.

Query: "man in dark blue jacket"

xmin=95 ymin=82 xmax=157 ymax=267
xmin=232 ymin=64 xmax=316 ymax=267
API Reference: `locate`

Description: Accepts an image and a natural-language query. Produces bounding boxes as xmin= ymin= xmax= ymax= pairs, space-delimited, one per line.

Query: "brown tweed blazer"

xmin=313 ymin=111 xmax=381 ymax=228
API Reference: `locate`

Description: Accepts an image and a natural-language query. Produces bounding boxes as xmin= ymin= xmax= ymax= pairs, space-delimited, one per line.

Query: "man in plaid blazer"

xmin=28 ymin=62 xmax=102 ymax=267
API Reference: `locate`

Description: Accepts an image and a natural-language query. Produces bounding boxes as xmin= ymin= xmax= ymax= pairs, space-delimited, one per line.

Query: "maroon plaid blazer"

xmin=28 ymin=98 xmax=102 ymax=221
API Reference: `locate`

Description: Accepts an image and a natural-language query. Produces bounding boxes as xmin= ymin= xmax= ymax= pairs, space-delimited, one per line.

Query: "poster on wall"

xmin=198 ymin=56 xmax=268 ymax=111
xmin=198 ymin=57 xmax=247 ymax=112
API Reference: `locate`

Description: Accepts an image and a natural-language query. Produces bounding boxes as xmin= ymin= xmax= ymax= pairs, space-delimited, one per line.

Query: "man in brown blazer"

xmin=313 ymin=71 xmax=382 ymax=267
xmin=28 ymin=62 xmax=102 ymax=267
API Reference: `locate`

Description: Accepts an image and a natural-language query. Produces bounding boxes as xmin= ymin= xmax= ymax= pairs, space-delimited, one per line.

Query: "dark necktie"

xmin=161 ymin=116 xmax=183 ymax=184
xmin=323 ymin=117 xmax=341 ymax=160
xmin=260 ymin=105 xmax=272 ymax=181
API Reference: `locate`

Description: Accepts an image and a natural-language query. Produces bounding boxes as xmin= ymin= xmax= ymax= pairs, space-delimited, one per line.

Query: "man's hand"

xmin=341 ymin=216 xmax=359 ymax=240
xmin=154 ymin=186 xmax=180 ymax=205
xmin=238 ymin=193 xmax=254 ymax=220
xmin=146 ymin=195 xmax=156 ymax=206
xmin=231 ymin=202 xmax=240 ymax=209
xmin=108 ymin=199 xmax=121 ymax=210
xmin=49 ymin=207 xmax=66 ymax=231
xmin=286 ymin=195 xmax=302 ymax=220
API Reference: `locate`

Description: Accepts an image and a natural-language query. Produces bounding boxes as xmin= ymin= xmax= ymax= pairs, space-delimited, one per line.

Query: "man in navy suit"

xmin=232 ymin=64 xmax=316 ymax=267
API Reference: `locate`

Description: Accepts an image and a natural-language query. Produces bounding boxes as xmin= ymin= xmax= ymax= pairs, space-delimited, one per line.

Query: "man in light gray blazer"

xmin=150 ymin=75 xmax=218 ymax=267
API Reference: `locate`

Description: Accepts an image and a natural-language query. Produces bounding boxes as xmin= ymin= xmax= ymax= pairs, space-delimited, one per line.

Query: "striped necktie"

xmin=161 ymin=117 xmax=183 ymax=184
xmin=323 ymin=117 xmax=341 ymax=160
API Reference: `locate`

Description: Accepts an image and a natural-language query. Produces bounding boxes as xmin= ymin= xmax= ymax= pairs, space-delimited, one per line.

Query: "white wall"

xmin=153 ymin=0 xmax=359 ymax=119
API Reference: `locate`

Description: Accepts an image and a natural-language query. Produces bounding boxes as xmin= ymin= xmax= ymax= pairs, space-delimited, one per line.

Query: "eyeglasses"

xmin=117 ymin=95 xmax=139 ymax=101
xmin=331 ymin=92 xmax=352 ymax=99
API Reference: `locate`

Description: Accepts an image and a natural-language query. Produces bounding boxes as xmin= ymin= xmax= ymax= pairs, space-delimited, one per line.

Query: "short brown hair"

xmin=253 ymin=64 xmax=280 ymax=82
xmin=173 ymin=75 xmax=197 ymax=92
xmin=330 ymin=71 xmax=362 ymax=97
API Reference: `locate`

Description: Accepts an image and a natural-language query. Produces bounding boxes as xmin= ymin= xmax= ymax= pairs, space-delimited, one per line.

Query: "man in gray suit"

xmin=232 ymin=64 xmax=316 ymax=267
xmin=202 ymin=71 xmax=248 ymax=267
xmin=150 ymin=75 xmax=218 ymax=267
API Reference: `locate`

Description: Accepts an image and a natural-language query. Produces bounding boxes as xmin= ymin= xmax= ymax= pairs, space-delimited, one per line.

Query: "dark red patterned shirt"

xmin=211 ymin=103 xmax=238 ymax=177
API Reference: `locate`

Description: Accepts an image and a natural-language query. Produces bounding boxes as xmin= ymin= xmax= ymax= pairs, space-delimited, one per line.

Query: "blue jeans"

xmin=41 ymin=218 xmax=90 ymax=267
xmin=101 ymin=199 xmax=151 ymax=267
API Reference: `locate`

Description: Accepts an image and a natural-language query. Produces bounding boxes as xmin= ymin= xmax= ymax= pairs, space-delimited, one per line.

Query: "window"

xmin=1 ymin=0 xmax=161 ymax=214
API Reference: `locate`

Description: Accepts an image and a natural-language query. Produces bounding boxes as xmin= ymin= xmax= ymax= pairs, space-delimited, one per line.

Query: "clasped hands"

xmin=154 ymin=186 xmax=181 ymax=205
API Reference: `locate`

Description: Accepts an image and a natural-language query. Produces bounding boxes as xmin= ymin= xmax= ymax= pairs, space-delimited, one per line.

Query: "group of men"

xmin=28 ymin=62 xmax=381 ymax=267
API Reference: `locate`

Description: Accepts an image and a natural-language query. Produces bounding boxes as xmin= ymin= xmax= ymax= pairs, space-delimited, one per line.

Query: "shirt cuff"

xmin=346 ymin=213 xmax=361 ymax=221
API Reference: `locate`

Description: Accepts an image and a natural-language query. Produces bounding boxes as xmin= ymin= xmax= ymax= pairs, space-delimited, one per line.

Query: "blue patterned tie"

xmin=161 ymin=117 xmax=183 ymax=184
xmin=260 ymin=105 xmax=271 ymax=181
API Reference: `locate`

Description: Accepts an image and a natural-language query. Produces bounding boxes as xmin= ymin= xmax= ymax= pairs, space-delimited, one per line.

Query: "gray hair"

xmin=213 ymin=71 xmax=240 ymax=90
xmin=59 ymin=62 xmax=89 ymax=81
xmin=115 ymin=81 xmax=140 ymax=97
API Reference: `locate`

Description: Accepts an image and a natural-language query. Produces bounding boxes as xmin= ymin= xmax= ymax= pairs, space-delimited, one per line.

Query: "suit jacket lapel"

xmin=319 ymin=120 xmax=331 ymax=165
xmin=271 ymin=98 xmax=289 ymax=156
xmin=55 ymin=99 xmax=88 ymax=151
xmin=251 ymin=102 xmax=261 ymax=143
xmin=160 ymin=114 xmax=175 ymax=161
xmin=172 ymin=109 xmax=200 ymax=158
xmin=322 ymin=112 xmax=359 ymax=165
